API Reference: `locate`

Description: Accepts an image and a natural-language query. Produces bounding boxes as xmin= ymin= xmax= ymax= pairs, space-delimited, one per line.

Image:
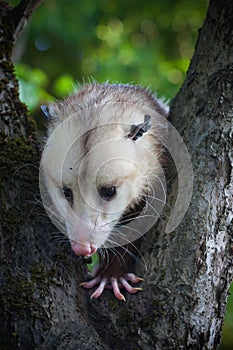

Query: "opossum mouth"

xmin=115 ymin=196 xmax=146 ymax=228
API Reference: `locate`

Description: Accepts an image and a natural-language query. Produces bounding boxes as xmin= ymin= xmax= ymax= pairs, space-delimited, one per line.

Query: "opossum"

xmin=40 ymin=83 xmax=168 ymax=301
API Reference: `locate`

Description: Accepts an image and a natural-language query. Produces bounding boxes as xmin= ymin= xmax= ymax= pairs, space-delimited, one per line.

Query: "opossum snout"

xmin=71 ymin=240 xmax=97 ymax=257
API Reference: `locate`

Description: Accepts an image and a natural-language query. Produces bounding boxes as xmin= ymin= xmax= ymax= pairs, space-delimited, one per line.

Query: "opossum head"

xmin=40 ymin=84 xmax=168 ymax=257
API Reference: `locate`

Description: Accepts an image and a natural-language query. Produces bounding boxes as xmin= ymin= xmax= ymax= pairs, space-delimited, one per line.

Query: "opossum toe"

xmin=120 ymin=277 xmax=143 ymax=294
xmin=125 ymin=273 xmax=144 ymax=283
xmin=79 ymin=276 xmax=101 ymax=289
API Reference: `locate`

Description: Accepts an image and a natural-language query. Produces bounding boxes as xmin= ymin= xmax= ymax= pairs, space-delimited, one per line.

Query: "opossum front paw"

xmin=80 ymin=273 xmax=143 ymax=301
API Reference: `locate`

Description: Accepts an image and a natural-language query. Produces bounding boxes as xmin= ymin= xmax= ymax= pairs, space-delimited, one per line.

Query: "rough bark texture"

xmin=0 ymin=0 xmax=232 ymax=349
xmin=139 ymin=0 xmax=233 ymax=348
xmin=169 ymin=1 xmax=233 ymax=347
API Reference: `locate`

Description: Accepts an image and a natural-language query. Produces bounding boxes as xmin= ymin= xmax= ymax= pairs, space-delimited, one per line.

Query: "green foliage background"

xmin=9 ymin=0 xmax=232 ymax=347
xmin=13 ymin=0 xmax=207 ymax=109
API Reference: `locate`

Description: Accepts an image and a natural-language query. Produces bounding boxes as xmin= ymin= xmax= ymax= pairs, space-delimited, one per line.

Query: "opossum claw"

xmin=79 ymin=276 xmax=101 ymax=289
xmin=111 ymin=277 xmax=126 ymax=301
xmin=80 ymin=273 xmax=143 ymax=300
xmin=90 ymin=278 xmax=108 ymax=299
xmin=120 ymin=277 xmax=143 ymax=294
xmin=125 ymin=273 xmax=144 ymax=283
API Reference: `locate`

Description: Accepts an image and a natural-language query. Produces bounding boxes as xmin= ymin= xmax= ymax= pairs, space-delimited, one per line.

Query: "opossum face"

xmin=68 ymin=140 xmax=143 ymax=256
xmin=40 ymin=84 xmax=167 ymax=257
xmin=42 ymin=126 xmax=158 ymax=256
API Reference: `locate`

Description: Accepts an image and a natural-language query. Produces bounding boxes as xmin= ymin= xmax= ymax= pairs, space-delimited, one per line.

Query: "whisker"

xmin=98 ymin=246 xmax=126 ymax=274
xmin=103 ymin=238 xmax=148 ymax=273
xmin=108 ymin=246 xmax=126 ymax=265
xmin=12 ymin=163 xmax=39 ymax=178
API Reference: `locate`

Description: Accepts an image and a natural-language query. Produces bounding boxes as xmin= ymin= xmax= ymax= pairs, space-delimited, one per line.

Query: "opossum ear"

xmin=128 ymin=114 xmax=152 ymax=141
xmin=142 ymin=114 xmax=152 ymax=131
xmin=41 ymin=105 xmax=51 ymax=121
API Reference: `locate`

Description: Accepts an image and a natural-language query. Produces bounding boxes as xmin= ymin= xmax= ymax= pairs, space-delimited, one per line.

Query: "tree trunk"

xmin=0 ymin=0 xmax=232 ymax=349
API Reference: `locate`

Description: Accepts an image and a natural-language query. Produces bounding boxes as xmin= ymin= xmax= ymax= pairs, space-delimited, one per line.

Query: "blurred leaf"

xmin=15 ymin=0 xmax=208 ymax=103
xmin=222 ymin=284 xmax=233 ymax=349
xmin=53 ymin=74 xmax=76 ymax=98
xmin=15 ymin=64 xmax=52 ymax=111
xmin=86 ymin=253 xmax=99 ymax=273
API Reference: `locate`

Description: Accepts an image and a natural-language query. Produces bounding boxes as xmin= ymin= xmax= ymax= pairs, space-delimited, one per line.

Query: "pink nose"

xmin=71 ymin=240 xmax=97 ymax=257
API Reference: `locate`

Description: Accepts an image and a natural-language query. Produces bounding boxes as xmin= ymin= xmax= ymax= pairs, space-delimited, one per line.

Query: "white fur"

xmin=40 ymin=83 xmax=168 ymax=255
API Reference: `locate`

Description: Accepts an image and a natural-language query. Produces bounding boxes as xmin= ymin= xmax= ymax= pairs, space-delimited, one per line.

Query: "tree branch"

xmin=11 ymin=0 xmax=44 ymax=40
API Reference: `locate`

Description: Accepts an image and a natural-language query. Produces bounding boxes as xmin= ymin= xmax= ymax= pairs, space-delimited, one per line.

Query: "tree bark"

xmin=0 ymin=0 xmax=232 ymax=349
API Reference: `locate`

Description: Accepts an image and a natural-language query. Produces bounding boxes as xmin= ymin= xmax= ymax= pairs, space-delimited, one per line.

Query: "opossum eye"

xmin=99 ymin=186 xmax=116 ymax=201
xmin=63 ymin=186 xmax=73 ymax=205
